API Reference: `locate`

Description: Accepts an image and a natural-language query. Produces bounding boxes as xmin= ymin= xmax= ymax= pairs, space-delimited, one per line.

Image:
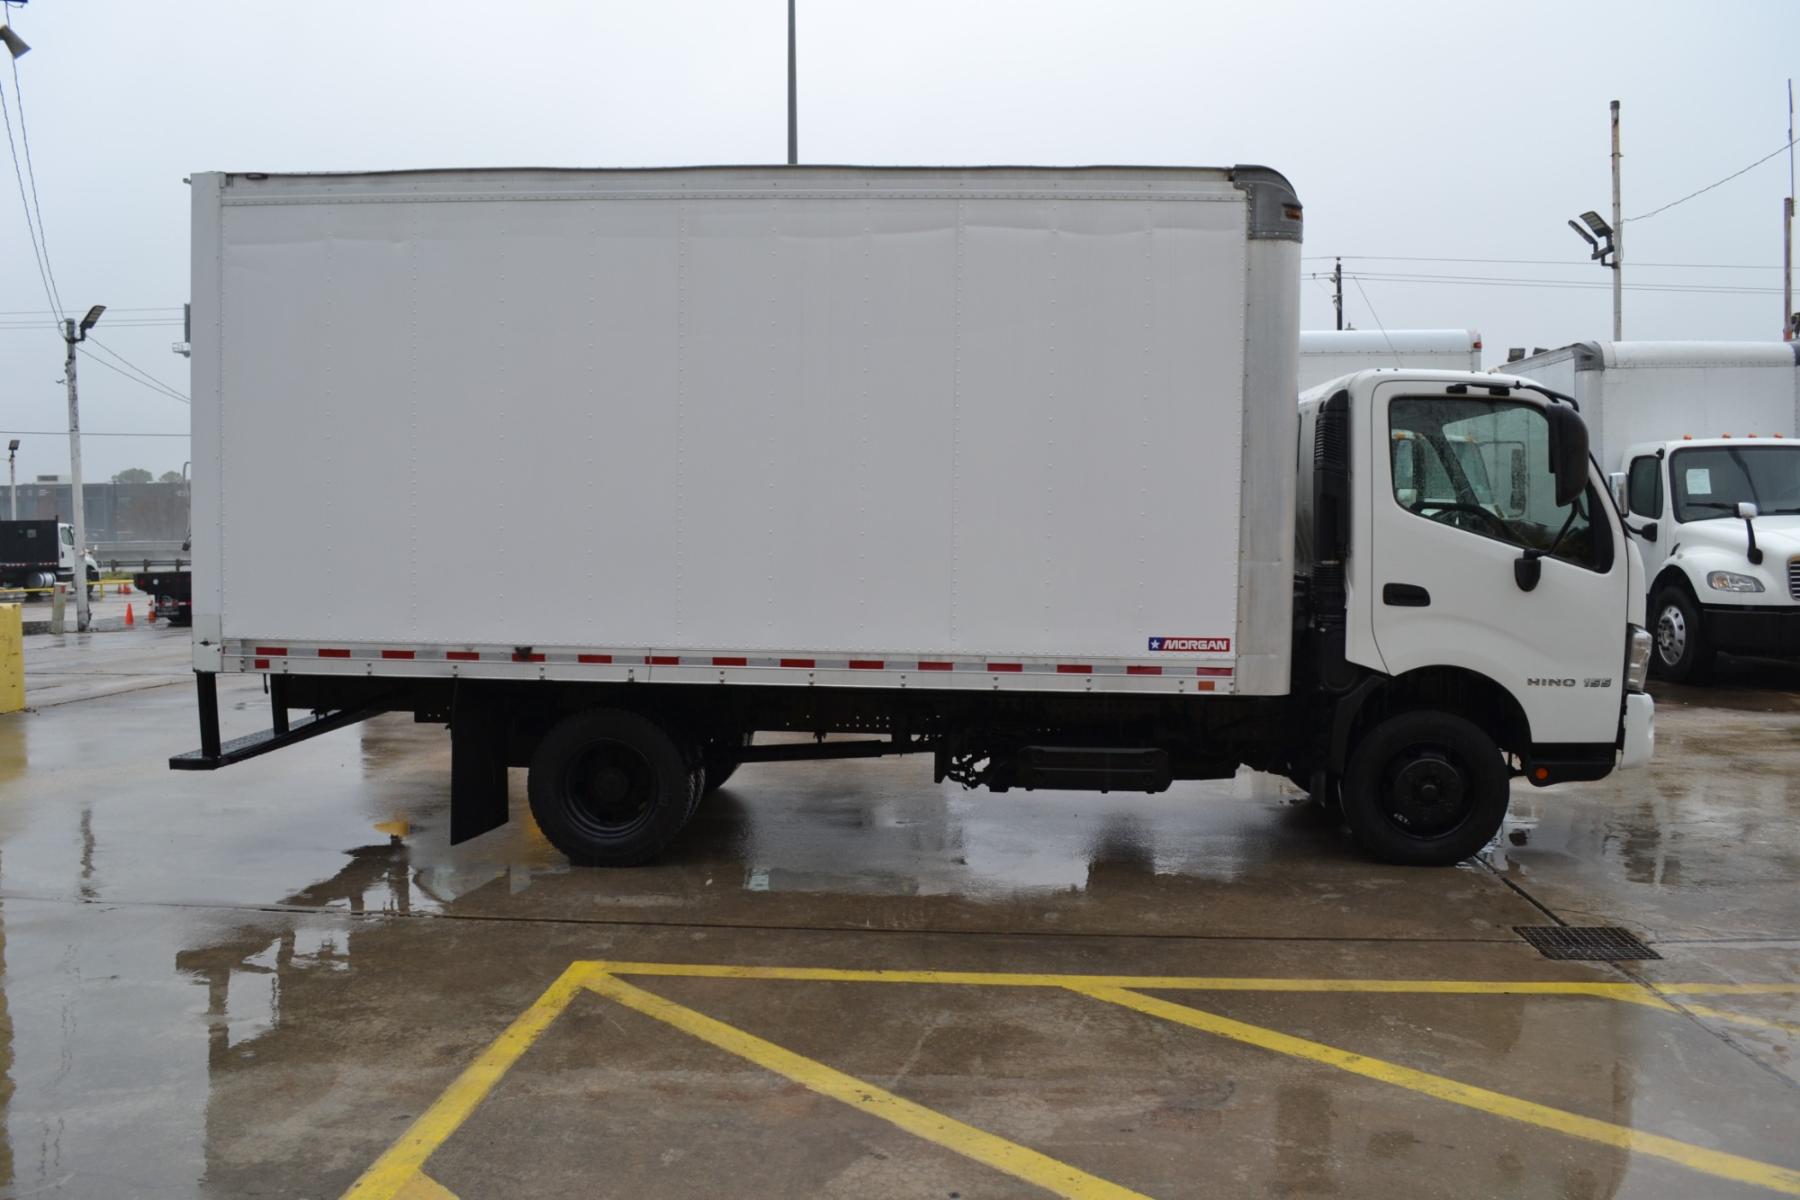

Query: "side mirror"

xmin=1515 ymin=551 xmax=1542 ymax=592
xmin=1738 ymin=501 xmax=1759 ymax=519
xmin=1636 ymin=521 xmax=1658 ymax=544
xmin=1543 ymin=402 xmax=1589 ymax=508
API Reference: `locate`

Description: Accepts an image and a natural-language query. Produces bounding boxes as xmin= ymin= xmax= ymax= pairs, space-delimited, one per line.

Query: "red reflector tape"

xmin=779 ymin=658 xmax=815 ymax=669
xmin=254 ymin=646 xmax=287 ymax=656
xmin=848 ymin=659 xmax=884 ymax=670
xmin=317 ymin=648 xmax=350 ymax=658
xmin=916 ymin=661 xmax=953 ymax=671
xmin=712 ymin=656 xmax=748 ymax=667
xmin=1056 ymin=664 xmax=1092 ymax=674
xmin=1195 ymin=667 xmax=1233 ymax=677
xmin=514 ymin=652 xmax=546 ymax=663
xmin=646 ymin=655 xmax=679 ymax=665
xmin=446 ymin=651 xmax=479 ymax=662
xmin=578 ymin=654 xmax=613 ymax=664
xmin=381 ymin=649 xmax=415 ymax=660
xmin=1127 ymin=665 xmax=1162 ymax=676
xmin=987 ymin=662 xmax=1022 ymax=673
xmin=253 ymin=658 xmax=269 ymax=670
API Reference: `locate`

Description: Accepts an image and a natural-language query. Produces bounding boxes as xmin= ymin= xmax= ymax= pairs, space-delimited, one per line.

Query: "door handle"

xmin=1382 ymin=582 xmax=1431 ymax=607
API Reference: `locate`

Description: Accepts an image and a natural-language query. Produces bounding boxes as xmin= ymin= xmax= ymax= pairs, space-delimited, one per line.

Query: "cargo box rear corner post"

xmin=170 ymin=164 xmax=1651 ymax=868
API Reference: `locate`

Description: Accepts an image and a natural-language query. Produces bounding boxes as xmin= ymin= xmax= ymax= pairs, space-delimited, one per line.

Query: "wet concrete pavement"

xmin=0 ymin=628 xmax=1795 ymax=1198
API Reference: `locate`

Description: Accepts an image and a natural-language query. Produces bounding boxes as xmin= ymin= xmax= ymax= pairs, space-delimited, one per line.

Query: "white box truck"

xmin=1502 ymin=341 xmax=1800 ymax=681
xmin=171 ymin=165 xmax=1652 ymax=867
xmin=1298 ymin=329 xmax=1482 ymax=391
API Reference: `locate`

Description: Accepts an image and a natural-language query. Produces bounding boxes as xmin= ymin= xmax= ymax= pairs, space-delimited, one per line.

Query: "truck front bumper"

xmin=1619 ymin=692 xmax=1654 ymax=770
xmin=1703 ymin=604 xmax=1800 ymax=657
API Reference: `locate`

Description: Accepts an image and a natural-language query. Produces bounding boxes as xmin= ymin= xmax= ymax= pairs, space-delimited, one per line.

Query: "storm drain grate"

xmin=1514 ymin=926 xmax=1660 ymax=961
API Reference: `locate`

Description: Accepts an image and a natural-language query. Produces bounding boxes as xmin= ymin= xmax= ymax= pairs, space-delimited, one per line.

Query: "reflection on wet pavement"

xmin=0 ymin=630 xmax=1793 ymax=1197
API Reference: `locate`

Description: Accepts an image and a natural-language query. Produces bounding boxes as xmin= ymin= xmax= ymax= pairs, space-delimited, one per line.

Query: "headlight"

xmin=1626 ymin=625 xmax=1652 ymax=693
xmin=1707 ymin=571 xmax=1764 ymax=592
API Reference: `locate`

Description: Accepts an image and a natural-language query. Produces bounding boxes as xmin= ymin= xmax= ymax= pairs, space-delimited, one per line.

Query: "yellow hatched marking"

xmin=340 ymin=963 xmax=589 ymax=1200
xmin=585 ymin=970 xmax=1150 ymax=1200
xmin=1073 ymin=985 xmax=1800 ymax=1197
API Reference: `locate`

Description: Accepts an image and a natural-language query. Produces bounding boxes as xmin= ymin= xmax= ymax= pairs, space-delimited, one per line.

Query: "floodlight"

xmin=7 ymin=439 xmax=18 ymax=452
xmin=1579 ymin=210 xmax=1612 ymax=239
xmin=1566 ymin=220 xmax=1598 ymax=251
xmin=79 ymin=305 xmax=105 ymax=334
xmin=0 ymin=25 xmax=29 ymax=60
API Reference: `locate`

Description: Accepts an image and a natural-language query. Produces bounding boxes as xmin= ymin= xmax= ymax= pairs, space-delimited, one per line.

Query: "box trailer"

xmin=1502 ymin=341 xmax=1800 ymax=680
xmin=1298 ymin=329 xmax=1482 ymax=391
xmin=172 ymin=165 xmax=1650 ymax=867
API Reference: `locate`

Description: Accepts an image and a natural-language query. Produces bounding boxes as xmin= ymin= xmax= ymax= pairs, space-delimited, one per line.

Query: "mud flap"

xmin=450 ymin=683 xmax=510 ymax=844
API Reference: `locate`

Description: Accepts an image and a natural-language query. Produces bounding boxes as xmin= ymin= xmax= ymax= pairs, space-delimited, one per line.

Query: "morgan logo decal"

xmin=1148 ymin=636 xmax=1231 ymax=653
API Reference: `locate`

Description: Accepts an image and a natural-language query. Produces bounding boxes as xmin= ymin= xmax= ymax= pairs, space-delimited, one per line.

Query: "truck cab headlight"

xmin=1626 ymin=625 xmax=1652 ymax=693
xmin=1707 ymin=571 xmax=1763 ymax=592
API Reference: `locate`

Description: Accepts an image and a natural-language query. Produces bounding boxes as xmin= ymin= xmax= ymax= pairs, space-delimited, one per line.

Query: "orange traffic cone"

xmin=124 ymin=603 xmax=135 ymax=627
xmin=123 ymin=581 xmax=133 ymax=594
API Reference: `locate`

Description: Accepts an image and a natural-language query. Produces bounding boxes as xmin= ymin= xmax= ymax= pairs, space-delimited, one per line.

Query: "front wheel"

xmin=1650 ymin=586 xmax=1713 ymax=683
xmin=1341 ymin=711 xmax=1510 ymax=866
xmin=527 ymin=709 xmax=696 ymax=866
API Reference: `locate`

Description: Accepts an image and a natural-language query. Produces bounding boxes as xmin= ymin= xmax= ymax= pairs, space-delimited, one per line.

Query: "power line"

xmin=1308 ymin=270 xmax=1782 ymax=296
xmin=1629 ymin=136 xmax=1800 ymax=223
xmin=9 ymin=37 xmax=62 ymax=317
xmin=85 ymin=335 xmax=191 ymax=401
xmin=0 ymin=69 xmax=57 ymax=327
xmin=0 ymin=429 xmax=189 ymax=438
xmin=1349 ymin=275 xmax=1398 ymax=362
xmin=75 ymin=346 xmax=191 ymax=405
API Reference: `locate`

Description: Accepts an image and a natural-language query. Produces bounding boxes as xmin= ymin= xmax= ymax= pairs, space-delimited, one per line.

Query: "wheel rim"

xmin=1656 ymin=604 xmax=1687 ymax=665
xmin=556 ymin=740 xmax=659 ymax=841
xmin=1379 ymin=745 xmax=1473 ymax=840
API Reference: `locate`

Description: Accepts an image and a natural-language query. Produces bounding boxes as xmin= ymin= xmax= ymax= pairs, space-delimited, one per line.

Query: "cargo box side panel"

xmin=954 ymin=193 xmax=1246 ymax=661
xmin=676 ymin=195 xmax=957 ymax=652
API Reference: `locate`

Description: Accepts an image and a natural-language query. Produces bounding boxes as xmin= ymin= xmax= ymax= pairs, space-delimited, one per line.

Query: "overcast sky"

xmin=1 ymin=0 xmax=1795 ymax=481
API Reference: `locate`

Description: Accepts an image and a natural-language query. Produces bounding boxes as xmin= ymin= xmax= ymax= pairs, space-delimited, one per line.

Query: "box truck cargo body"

xmin=174 ymin=166 xmax=1650 ymax=868
xmin=1298 ymin=329 xmax=1482 ymax=391
xmin=1503 ymin=341 xmax=1800 ymax=679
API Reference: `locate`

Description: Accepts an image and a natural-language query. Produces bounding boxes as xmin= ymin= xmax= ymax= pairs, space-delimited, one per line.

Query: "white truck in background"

xmin=1501 ymin=341 xmax=1800 ymax=681
xmin=170 ymin=165 xmax=1650 ymax=869
xmin=1298 ymin=329 xmax=1482 ymax=391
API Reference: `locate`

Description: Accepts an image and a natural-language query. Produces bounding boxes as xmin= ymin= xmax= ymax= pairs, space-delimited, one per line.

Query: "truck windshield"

xmin=1669 ymin=445 xmax=1800 ymax=522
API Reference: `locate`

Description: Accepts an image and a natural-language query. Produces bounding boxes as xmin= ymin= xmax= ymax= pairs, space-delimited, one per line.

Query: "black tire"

xmin=701 ymin=733 xmax=754 ymax=795
xmin=1650 ymin=585 xmax=1713 ymax=683
xmin=1341 ymin=711 xmax=1510 ymax=866
xmin=527 ymin=709 xmax=695 ymax=866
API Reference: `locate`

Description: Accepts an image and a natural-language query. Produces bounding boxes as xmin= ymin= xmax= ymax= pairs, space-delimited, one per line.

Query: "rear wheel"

xmin=1341 ymin=711 xmax=1509 ymax=866
xmin=1651 ymin=585 xmax=1713 ymax=683
xmin=527 ymin=709 xmax=695 ymax=866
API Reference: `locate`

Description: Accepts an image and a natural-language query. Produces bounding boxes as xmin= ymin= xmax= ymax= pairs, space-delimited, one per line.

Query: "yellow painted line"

xmin=339 ymin=964 xmax=589 ymax=1200
xmin=581 ymin=960 xmax=1792 ymax=1005
xmin=1074 ymin=985 xmax=1800 ymax=1197
xmin=392 ymin=1173 xmax=459 ymax=1200
xmin=584 ymin=970 xmax=1150 ymax=1200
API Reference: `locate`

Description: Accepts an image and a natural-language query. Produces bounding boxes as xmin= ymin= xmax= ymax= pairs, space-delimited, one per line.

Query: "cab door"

xmin=1623 ymin=452 xmax=1668 ymax=581
xmin=1367 ymin=383 xmax=1629 ymax=746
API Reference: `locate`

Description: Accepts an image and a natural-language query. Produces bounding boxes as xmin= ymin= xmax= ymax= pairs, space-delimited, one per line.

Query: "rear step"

xmin=1014 ymin=746 xmax=1172 ymax=793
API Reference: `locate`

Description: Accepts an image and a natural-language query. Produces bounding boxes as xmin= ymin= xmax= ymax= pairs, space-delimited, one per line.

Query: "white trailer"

xmin=172 ymin=165 xmax=1650 ymax=867
xmin=1502 ymin=341 xmax=1800 ymax=680
xmin=1298 ymin=329 xmax=1482 ymax=390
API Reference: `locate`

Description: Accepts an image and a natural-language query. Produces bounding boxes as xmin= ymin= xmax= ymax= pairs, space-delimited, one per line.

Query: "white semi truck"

xmin=1501 ymin=341 xmax=1800 ymax=681
xmin=170 ymin=165 xmax=1652 ymax=867
xmin=1298 ymin=329 xmax=1483 ymax=391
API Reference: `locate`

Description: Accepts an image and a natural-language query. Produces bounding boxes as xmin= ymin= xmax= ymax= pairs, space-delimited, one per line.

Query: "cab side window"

xmin=1626 ymin=456 xmax=1662 ymax=518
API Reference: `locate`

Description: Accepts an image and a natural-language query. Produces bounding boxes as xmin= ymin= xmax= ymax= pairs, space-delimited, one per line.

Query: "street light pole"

xmin=7 ymin=439 xmax=17 ymax=521
xmin=1610 ymin=100 xmax=1623 ymax=341
xmin=61 ymin=305 xmax=104 ymax=633
xmin=786 ymin=0 xmax=797 ymax=165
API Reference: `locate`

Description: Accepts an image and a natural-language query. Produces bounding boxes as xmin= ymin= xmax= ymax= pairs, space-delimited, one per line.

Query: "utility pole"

xmin=7 ymin=439 xmax=17 ymax=520
xmin=61 ymin=305 xmax=104 ymax=632
xmin=1784 ymin=78 xmax=1794 ymax=341
xmin=1332 ymin=258 xmax=1344 ymax=330
xmin=1610 ymin=100 xmax=1623 ymax=342
xmin=786 ymin=0 xmax=797 ymax=165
